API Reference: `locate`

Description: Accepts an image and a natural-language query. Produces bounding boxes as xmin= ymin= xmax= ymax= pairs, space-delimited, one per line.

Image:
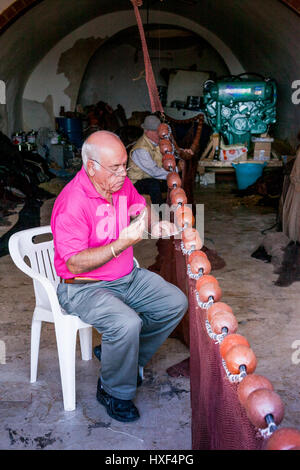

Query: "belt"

xmin=60 ymin=277 xmax=101 ymax=284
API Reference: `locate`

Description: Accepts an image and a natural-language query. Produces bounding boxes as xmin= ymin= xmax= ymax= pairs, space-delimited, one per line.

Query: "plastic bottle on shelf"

xmin=213 ymin=145 xmax=219 ymax=161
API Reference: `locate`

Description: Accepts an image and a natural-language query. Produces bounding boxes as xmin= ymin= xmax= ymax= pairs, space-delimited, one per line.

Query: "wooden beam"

xmin=280 ymin=0 xmax=300 ymax=15
xmin=0 ymin=0 xmax=42 ymax=35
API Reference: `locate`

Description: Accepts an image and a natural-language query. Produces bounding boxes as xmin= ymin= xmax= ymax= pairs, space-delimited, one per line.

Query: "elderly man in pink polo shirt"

xmin=51 ymin=131 xmax=188 ymax=423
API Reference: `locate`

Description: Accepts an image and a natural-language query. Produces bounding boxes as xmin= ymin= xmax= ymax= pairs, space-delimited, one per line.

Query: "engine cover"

xmin=203 ymin=76 xmax=277 ymax=146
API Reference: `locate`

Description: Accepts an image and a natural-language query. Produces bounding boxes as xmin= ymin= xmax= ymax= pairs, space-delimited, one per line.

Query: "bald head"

xmin=82 ymin=131 xmax=125 ymax=170
xmin=82 ymin=131 xmax=129 ymax=196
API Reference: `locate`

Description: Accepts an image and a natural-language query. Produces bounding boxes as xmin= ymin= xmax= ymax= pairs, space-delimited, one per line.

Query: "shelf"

xmin=198 ymin=159 xmax=283 ymax=169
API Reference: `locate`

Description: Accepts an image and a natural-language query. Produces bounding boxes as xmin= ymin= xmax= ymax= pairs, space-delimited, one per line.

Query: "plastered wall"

xmin=0 ymin=0 xmax=298 ymax=145
xmin=77 ymin=35 xmax=229 ymax=116
xmin=22 ymin=9 xmax=242 ymax=132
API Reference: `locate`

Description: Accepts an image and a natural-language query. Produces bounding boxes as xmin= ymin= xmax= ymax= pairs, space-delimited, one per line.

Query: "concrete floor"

xmin=0 ymin=179 xmax=300 ymax=450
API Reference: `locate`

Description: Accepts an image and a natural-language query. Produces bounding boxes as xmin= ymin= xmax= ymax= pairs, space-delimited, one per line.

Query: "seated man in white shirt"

xmin=127 ymin=115 xmax=169 ymax=205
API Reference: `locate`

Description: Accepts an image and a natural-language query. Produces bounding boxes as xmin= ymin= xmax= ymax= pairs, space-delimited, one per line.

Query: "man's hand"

xmin=130 ymin=0 xmax=143 ymax=7
xmin=118 ymin=214 xmax=146 ymax=248
xmin=151 ymin=221 xmax=178 ymax=238
xmin=183 ymin=148 xmax=194 ymax=155
xmin=66 ymin=214 xmax=146 ymax=275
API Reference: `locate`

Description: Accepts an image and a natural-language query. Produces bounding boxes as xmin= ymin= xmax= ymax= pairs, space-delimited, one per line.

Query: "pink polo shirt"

xmin=51 ymin=166 xmax=146 ymax=281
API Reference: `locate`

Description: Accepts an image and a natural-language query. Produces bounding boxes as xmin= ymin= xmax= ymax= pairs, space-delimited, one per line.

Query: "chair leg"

xmin=30 ymin=319 xmax=42 ymax=383
xmin=79 ymin=327 xmax=92 ymax=361
xmin=55 ymin=327 xmax=77 ymax=411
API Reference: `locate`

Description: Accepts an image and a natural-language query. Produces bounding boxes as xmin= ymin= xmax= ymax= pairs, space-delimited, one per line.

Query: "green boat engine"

xmin=203 ymin=74 xmax=277 ymax=146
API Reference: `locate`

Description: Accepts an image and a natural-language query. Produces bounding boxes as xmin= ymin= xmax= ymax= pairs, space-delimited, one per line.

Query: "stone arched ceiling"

xmin=0 ymin=0 xmax=299 ymax=143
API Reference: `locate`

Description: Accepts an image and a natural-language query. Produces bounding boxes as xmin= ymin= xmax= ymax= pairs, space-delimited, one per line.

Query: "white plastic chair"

xmin=8 ymin=225 xmax=93 ymax=411
xmin=9 ymin=225 xmax=142 ymax=411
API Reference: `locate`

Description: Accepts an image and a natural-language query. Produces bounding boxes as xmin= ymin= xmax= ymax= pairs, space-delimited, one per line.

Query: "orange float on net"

xmin=159 ymin=139 xmax=173 ymax=155
xmin=207 ymin=302 xmax=233 ymax=324
xmin=188 ymin=251 xmax=211 ymax=276
xmin=245 ymin=389 xmax=284 ymax=430
xmin=197 ymin=282 xmax=222 ymax=304
xmin=220 ymin=333 xmax=250 ymax=359
xmin=189 ymin=249 xmax=208 ymax=260
xmin=162 ymin=154 xmax=176 ymax=171
xmin=182 ymin=228 xmax=203 ymax=251
xmin=265 ymin=427 xmax=300 ymax=450
xmin=175 ymin=206 xmax=194 ymax=229
xmin=237 ymin=374 xmax=273 ymax=408
xmin=196 ymin=274 xmax=218 ymax=289
xmin=170 ymin=187 xmax=187 ymax=206
xmin=162 ymin=153 xmax=175 ymax=162
xmin=167 ymin=172 xmax=182 ymax=190
xmin=158 ymin=123 xmax=171 ymax=139
xmin=225 ymin=344 xmax=257 ymax=375
xmin=196 ymin=275 xmax=222 ymax=304
xmin=210 ymin=310 xmax=238 ymax=335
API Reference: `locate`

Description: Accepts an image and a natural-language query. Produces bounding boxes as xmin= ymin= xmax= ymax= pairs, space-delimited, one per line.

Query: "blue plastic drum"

xmin=56 ymin=117 xmax=83 ymax=148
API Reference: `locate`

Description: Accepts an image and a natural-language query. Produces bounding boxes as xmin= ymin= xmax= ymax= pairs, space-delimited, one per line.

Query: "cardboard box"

xmin=252 ymin=137 xmax=274 ymax=161
xmin=220 ymin=146 xmax=247 ymax=162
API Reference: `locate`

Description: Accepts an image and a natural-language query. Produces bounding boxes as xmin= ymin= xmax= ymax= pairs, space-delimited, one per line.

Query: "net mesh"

xmin=150 ymin=238 xmax=264 ymax=450
xmin=187 ymin=284 xmax=264 ymax=450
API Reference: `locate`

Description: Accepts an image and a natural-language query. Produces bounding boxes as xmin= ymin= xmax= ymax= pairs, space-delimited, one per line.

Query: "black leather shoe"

xmin=137 ymin=373 xmax=143 ymax=388
xmin=96 ymin=379 xmax=140 ymax=423
xmin=93 ymin=344 xmax=102 ymax=362
xmin=94 ymin=345 xmax=143 ymax=387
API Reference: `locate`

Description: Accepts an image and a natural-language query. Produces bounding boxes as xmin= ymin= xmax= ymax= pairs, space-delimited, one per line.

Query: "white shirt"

xmin=131 ymin=143 xmax=169 ymax=180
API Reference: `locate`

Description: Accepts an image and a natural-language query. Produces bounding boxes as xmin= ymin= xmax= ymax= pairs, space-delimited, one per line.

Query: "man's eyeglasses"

xmin=89 ymin=159 xmax=131 ymax=176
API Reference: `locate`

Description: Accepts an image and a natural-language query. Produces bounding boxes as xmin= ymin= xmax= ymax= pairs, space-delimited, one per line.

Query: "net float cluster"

xmin=158 ymin=122 xmax=300 ymax=451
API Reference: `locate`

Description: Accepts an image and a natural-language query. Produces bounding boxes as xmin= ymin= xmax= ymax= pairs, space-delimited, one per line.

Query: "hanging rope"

xmin=130 ymin=0 xmax=203 ymax=162
xmin=130 ymin=0 xmax=164 ymax=113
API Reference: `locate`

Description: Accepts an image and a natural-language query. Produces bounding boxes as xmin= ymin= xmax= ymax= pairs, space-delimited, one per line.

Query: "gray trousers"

xmin=57 ymin=266 xmax=188 ymax=400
